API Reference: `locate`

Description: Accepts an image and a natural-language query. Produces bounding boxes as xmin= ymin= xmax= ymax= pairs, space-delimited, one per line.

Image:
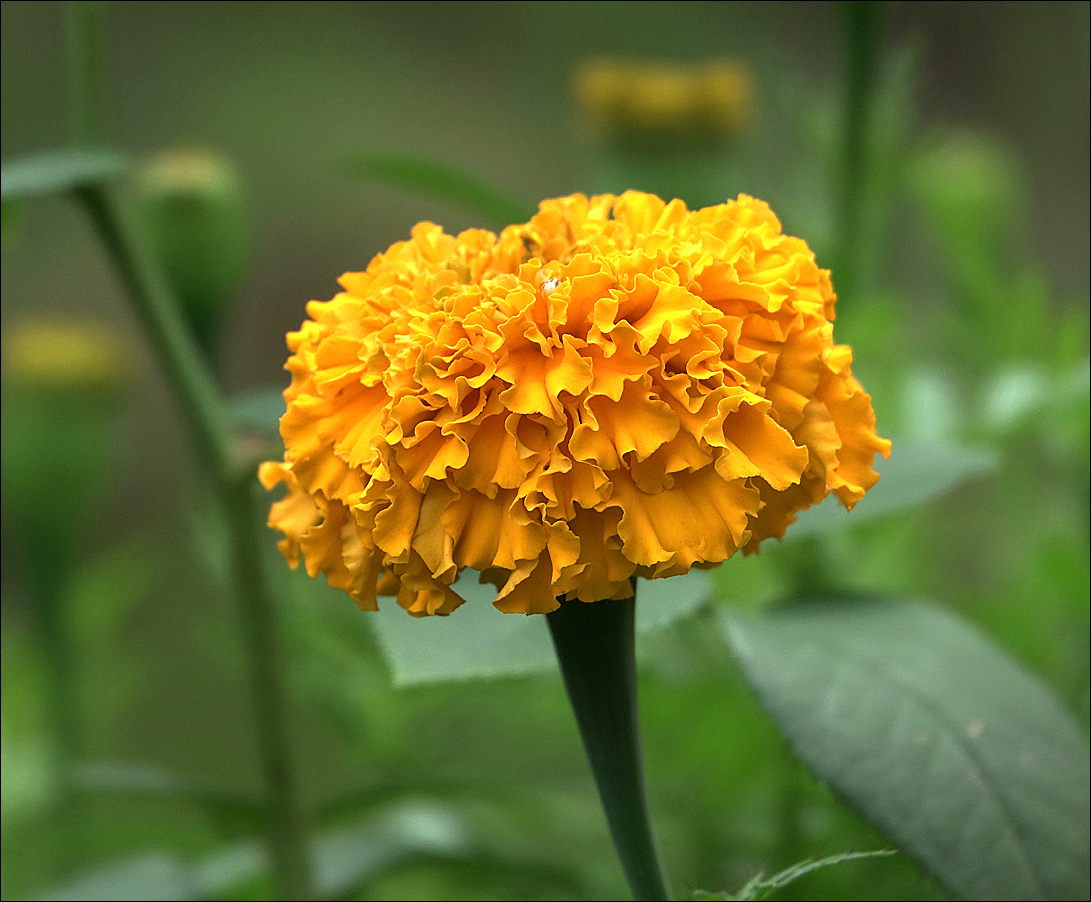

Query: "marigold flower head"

xmin=260 ymin=192 xmax=890 ymax=616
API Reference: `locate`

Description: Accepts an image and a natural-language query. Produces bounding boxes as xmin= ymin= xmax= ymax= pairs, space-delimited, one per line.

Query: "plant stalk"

xmin=65 ymin=1 xmax=109 ymax=146
xmin=836 ymin=0 xmax=885 ymax=310
xmin=222 ymin=472 xmax=314 ymax=900
xmin=65 ymin=6 xmax=311 ymax=896
xmin=25 ymin=549 xmax=84 ymax=874
xmin=75 ymin=186 xmax=313 ymax=899
xmin=547 ymin=591 xmax=672 ymax=901
xmin=75 ymin=187 xmax=234 ymax=475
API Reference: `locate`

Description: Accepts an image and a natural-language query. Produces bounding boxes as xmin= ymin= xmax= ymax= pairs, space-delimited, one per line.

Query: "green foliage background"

xmin=2 ymin=3 xmax=1088 ymax=900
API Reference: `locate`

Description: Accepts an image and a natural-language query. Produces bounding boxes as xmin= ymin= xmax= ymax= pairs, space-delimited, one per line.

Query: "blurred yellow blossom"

xmin=3 ymin=318 xmax=129 ymax=391
xmin=574 ymin=58 xmax=754 ymax=141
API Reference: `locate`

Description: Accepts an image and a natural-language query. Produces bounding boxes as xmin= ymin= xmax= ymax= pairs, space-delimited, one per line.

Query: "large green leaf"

xmin=720 ymin=597 xmax=1090 ymax=900
xmin=786 ymin=438 xmax=997 ymax=538
xmin=343 ymin=153 xmax=532 ymax=227
xmin=370 ymin=570 xmax=712 ymax=685
xmin=1 ymin=149 xmax=127 ymax=202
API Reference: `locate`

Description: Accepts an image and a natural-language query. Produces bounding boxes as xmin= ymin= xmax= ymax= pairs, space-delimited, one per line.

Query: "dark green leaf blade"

xmin=343 ymin=153 xmax=532 ymax=227
xmin=370 ymin=570 xmax=711 ymax=685
xmin=787 ymin=438 xmax=998 ymax=538
xmin=1 ymin=148 xmax=127 ymax=202
xmin=368 ymin=572 xmax=555 ymax=684
xmin=720 ymin=597 xmax=1090 ymax=901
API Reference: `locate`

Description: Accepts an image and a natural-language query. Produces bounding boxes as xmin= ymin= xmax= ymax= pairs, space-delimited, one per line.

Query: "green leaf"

xmin=30 ymin=801 xmax=482 ymax=900
xmin=733 ymin=849 xmax=897 ymax=900
xmin=370 ymin=570 xmax=712 ymax=685
xmin=72 ymin=762 xmax=266 ymax=832
xmin=190 ymin=841 xmax=265 ymax=899
xmin=311 ymin=801 xmax=470 ymax=899
xmin=1 ymin=148 xmax=127 ymax=202
xmin=694 ymin=848 xmax=896 ymax=900
xmin=37 ymin=853 xmax=196 ymax=901
xmin=228 ymin=385 xmax=286 ymax=435
xmin=982 ymin=358 xmax=1090 ymax=436
xmin=198 ymin=802 xmax=474 ymax=900
xmin=35 ymin=846 xmax=264 ymax=901
xmin=1 ymin=706 xmax=54 ymax=823
xmin=786 ymin=437 xmax=997 ymax=538
xmin=720 ymin=597 xmax=1091 ymax=901
xmin=343 ymin=153 xmax=532 ymax=227
xmin=2 ymin=199 xmax=23 ymax=237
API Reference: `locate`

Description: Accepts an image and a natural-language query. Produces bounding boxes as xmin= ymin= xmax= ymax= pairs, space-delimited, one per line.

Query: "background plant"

xmin=2 ymin=3 xmax=1088 ymax=900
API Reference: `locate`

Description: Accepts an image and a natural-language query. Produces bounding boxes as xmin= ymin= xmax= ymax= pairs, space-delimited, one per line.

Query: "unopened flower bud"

xmin=2 ymin=319 xmax=131 ymax=556
xmin=910 ymin=133 xmax=1025 ymax=259
xmin=572 ymin=58 xmax=756 ymax=208
xmin=134 ymin=147 xmax=249 ymax=360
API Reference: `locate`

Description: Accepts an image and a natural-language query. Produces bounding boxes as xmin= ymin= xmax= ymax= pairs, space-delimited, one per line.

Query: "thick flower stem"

xmin=74 ymin=185 xmax=314 ymax=900
xmin=546 ymin=593 xmax=672 ymax=901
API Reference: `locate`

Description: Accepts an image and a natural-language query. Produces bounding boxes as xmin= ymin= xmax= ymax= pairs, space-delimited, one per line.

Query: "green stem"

xmin=65 ymin=1 xmax=109 ymax=146
xmin=223 ymin=473 xmax=314 ymax=900
xmin=74 ymin=186 xmax=313 ymax=900
xmin=26 ymin=549 xmax=84 ymax=874
xmin=774 ymin=747 xmax=805 ymax=879
xmin=835 ymin=0 xmax=885 ymax=309
xmin=546 ymin=592 xmax=671 ymax=901
xmin=29 ymin=557 xmax=79 ymax=794
xmin=75 ymin=187 xmax=234 ymax=476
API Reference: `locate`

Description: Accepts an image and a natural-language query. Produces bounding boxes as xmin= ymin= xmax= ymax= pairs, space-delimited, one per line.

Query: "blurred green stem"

xmin=25 ymin=549 xmax=83 ymax=872
xmin=547 ymin=592 xmax=672 ymax=901
xmin=65 ymin=1 xmax=109 ymax=146
xmin=223 ymin=471 xmax=314 ymax=900
xmin=75 ymin=187 xmax=233 ymax=474
xmin=74 ymin=185 xmax=314 ymax=900
xmin=835 ymin=0 xmax=885 ymax=309
xmin=775 ymin=748 xmax=805 ymax=881
xmin=65 ymin=9 xmax=313 ymax=896
xmin=28 ymin=556 xmax=78 ymax=793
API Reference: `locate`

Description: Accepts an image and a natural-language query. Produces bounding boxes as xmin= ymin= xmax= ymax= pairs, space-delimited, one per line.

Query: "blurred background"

xmin=2 ymin=2 xmax=1088 ymax=900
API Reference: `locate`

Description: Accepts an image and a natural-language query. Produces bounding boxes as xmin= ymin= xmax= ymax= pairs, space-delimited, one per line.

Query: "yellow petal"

xmin=262 ymin=191 xmax=890 ymax=617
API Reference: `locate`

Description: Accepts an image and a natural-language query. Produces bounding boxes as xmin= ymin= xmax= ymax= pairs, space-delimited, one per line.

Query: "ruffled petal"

xmin=262 ymin=191 xmax=889 ymax=616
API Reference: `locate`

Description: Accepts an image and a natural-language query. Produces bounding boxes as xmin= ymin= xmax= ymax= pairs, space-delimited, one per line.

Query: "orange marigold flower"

xmin=260 ymin=192 xmax=891 ymax=616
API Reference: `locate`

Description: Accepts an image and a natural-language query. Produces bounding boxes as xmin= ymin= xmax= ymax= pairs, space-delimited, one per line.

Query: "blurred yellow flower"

xmin=3 ymin=318 xmax=130 ymax=391
xmin=261 ymin=192 xmax=890 ymax=616
xmin=574 ymin=58 xmax=754 ymax=140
